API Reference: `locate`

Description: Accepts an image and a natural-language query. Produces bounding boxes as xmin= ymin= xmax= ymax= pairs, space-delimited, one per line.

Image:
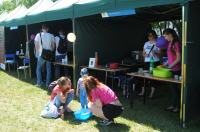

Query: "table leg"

xmin=105 ymin=71 xmax=108 ymax=84
xmin=112 ymin=72 xmax=115 ymax=89
xmin=127 ymin=76 xmax=134 ymax=108
xmin=143 ymin=78 xmax=146 ymax=104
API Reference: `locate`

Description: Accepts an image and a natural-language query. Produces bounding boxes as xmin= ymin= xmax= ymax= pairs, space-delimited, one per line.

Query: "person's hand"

xmin=143 ymin=52 xmax=148 ymax=57
xmin=167 ymin=65 xmax=173 ymax=69
xmin=66 ymin=89 xmax=74 ymax=94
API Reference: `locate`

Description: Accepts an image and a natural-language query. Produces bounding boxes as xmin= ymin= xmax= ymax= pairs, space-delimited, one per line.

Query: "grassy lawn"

xmin=0 ymin=70 xmax=199 ymax=132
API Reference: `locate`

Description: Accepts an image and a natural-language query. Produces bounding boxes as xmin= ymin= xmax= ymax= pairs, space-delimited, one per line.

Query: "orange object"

xmin=95 ymin=52 xmax=99 ymax=66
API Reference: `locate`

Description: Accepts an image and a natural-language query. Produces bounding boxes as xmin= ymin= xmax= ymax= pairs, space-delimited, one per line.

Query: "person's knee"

xmin=67 ymin=89 xmax=75 ymax=99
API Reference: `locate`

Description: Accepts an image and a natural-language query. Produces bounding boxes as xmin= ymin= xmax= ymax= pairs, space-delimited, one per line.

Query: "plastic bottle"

xmin=20 ymin=44 xmax=24 ymax=55
xmin=149 ymin=57 xmax=154 ymax=74
xmin=65 ymin=55 xmax=68 ymax=64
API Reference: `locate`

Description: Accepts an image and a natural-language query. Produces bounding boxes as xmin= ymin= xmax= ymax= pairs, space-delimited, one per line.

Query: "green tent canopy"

xmin=25 ymin=0 xmax=54 ymax=24
xmin=43 ymin=0 xmax=76 ymax=22
xmin=0 ymin=0 xmax=191 ymax=27
xmin=116 ymin=0 xmax=189 ymax=10
xmin=73 ymin=0 xmax=116 ymax=18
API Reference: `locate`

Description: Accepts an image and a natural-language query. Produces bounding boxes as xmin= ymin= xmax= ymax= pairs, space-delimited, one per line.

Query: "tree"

xmin=151 ymin=20 xmax=182 ymax=37
xmin=0 ymin=0 xmax=38 ymax=14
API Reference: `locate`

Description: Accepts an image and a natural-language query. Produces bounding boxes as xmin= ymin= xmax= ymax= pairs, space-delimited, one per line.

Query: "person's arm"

xmin=34 ymin=34 xmax=40 ymax=50
xmin=51 ymin=35 xmax=55 ymax=50
xmin=168 ymin=51 xmax=181 ymax=69
xmin=143 ymin=48 xmax=147 ymax=58
xmin=57 ymin=92 xmax=66 ymax=103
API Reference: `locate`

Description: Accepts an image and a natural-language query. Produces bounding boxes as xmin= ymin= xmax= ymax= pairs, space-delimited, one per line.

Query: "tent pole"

xmin=25 ymin=25 xmax=29 ymax=58
xmin=26 ymin=25 xmax=29 ymax=43
xmin=25 ymin=24 xmax=31 ymax=78
xmin=72 ymin=18 xmax=76 ymax=87
xmin=180 ymin=2 xmax=188 ymax=128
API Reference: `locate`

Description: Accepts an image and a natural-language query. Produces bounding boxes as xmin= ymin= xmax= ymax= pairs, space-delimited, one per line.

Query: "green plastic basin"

xmin=153 ymin=67 xmax=172 ymax=78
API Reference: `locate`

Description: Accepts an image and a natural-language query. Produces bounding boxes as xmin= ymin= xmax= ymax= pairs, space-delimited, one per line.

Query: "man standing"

xmin=55 ymin=29 xmax=69 ymax=79
xmin=35 ymin=24 xmax=55 ymax=87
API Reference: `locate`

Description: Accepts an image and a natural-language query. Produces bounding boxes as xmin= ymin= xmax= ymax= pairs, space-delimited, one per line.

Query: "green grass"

xmin=0 ymin=70 xmax=199 ymax=132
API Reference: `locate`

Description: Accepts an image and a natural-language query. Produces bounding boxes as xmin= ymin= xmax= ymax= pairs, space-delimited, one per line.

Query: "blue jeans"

xmin=55 ymin=55 xmax=69 ymax=79
xmin=79 ymin=88 xmax=88 ymax=109
xmin=36 ymin=56 xmax=51 ymax=86
xmin=52 ymin=90 xmax=74 ymax=112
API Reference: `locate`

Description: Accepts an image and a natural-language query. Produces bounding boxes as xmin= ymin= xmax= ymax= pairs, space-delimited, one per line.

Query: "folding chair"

xmin=17 ymin=58 xmax=31 ymax=79
xmin=4 ymin=54 xmax=17 ymax=72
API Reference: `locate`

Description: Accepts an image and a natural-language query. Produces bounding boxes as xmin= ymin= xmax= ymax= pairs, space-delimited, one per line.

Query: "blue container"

xmin=74 ymin=108 xmax=93 ymax=121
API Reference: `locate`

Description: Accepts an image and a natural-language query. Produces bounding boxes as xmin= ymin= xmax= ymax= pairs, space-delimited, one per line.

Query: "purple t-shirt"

xmin=167 ymin=42 xmax=182 ymax=72
xmin=90 ymin=84 xmax=118 ymax=105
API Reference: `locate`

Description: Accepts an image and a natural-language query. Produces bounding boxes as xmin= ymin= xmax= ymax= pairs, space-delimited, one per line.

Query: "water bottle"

xmin=65 ymin=55 xmax=68 ymax=64
xmin=149 ymin=57 xmax=154 ymax=74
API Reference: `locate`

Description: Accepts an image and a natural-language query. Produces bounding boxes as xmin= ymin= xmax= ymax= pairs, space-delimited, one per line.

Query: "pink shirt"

xmin=90 ymin=84 xmax=118 ymax=105
xmin=167 ymin=42 xmax=181 ymax=72
xmin=50 ymin=85 xmax=67 ymax=101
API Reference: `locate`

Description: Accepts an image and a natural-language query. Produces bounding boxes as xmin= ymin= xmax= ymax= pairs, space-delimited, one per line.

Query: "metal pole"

xmin=72 ymin=18 xmax=76 ymax=87
xmin=180 ymin=2 xmax=188 ymax=128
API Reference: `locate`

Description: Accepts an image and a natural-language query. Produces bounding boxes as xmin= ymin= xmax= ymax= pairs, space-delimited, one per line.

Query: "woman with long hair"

xmin=163 ymin=28 xmax=182 ymax=113
xmin=83 ymin=76 xmax=123 ymax=126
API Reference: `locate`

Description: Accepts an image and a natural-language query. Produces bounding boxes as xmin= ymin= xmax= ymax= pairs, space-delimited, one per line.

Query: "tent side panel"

xmin=75 ymin=16 xmax=150 ymax=80
xmin=185 ymin=0 xmax=200 ymax=123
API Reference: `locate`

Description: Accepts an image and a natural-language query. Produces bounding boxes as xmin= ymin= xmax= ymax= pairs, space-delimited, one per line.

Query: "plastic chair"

xmin=17 ymin=58 xmax=31 ymax=79
xmin=4 ymin=54 xmax=17 ymax=72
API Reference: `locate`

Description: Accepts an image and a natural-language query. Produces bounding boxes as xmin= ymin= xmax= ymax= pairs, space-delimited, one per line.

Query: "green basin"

xmin=153 ymin=67 xmax=172 ymax=78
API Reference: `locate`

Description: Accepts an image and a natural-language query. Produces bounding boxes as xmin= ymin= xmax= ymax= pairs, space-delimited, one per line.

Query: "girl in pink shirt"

xmin=83 ymin=76 xmax=123 ymax=126
xmin=163 ymin=28 xmax=181 ymax=113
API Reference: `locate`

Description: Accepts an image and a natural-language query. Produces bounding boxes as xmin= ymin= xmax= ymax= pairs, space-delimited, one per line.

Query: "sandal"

xmin=165 ymin=106 xmax=175 ymax=111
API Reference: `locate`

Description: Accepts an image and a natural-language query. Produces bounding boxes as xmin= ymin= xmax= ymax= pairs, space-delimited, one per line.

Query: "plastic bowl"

xmin=74 ymin=108 xmax=93 ymax=121
xmin=153 ymin=67 xmax=172 ymax=78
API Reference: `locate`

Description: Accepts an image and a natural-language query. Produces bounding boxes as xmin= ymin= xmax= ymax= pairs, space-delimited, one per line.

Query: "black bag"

xmin=48 ymin=81 xmax=58 ymax=93
xmin=40 ymin=33 xmax=54 ymax=61
xmin=57 ymin=36 xmax=68 ymax=54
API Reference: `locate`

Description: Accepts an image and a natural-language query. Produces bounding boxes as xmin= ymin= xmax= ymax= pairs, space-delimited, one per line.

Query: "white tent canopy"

xmin=0 ymin=5 xmax=27 ymax=23
xmin=4 ymin=5 xmax=27 ymax=22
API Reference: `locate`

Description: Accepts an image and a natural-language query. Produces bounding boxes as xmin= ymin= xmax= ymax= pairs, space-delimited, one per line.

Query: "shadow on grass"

xmin=65 ymin=113 xmax=130 ymax=131
xmin=117 ymin=89 xmax=200 ymax=131
xmin=94 ymin=122 xmax=130 ymax=132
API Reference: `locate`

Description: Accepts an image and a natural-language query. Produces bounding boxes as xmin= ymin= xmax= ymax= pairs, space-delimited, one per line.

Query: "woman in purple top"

xmin=163 ymin=28 xmax=182 ymax=113
xmin=83 ymin=76 xmax=123 ymax=126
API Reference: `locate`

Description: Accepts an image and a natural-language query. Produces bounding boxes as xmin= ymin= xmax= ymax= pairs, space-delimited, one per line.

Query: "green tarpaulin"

xmin=0 ymin=0 xmax=190 ymax=27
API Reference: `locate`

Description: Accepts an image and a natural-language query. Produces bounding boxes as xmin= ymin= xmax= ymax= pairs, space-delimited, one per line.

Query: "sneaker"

xmin=35 ymin=84 xmax=41 ymax=87
xmin=99 ymin=119 xmax=114 ymax=126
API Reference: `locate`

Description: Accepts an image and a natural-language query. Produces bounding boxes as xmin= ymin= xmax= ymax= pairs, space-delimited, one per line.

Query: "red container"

xmin=109 ymin=63 xmax=119 ymax=69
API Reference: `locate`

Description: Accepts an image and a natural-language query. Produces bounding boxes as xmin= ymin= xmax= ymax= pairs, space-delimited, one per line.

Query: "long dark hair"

xmin=83 ymin=76 xmax=101 ymax=101
xmin=147 ymin=30 xmax=158 ymax=39
xmin=163 ymin=28 xmax=180 ymax=55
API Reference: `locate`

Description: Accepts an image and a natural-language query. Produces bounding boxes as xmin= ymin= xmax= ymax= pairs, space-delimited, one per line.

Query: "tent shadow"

xmin=118 ymin=93 xmax=186 ymax=131
xmin=94 ymin=122 xmax=130 ymax=132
